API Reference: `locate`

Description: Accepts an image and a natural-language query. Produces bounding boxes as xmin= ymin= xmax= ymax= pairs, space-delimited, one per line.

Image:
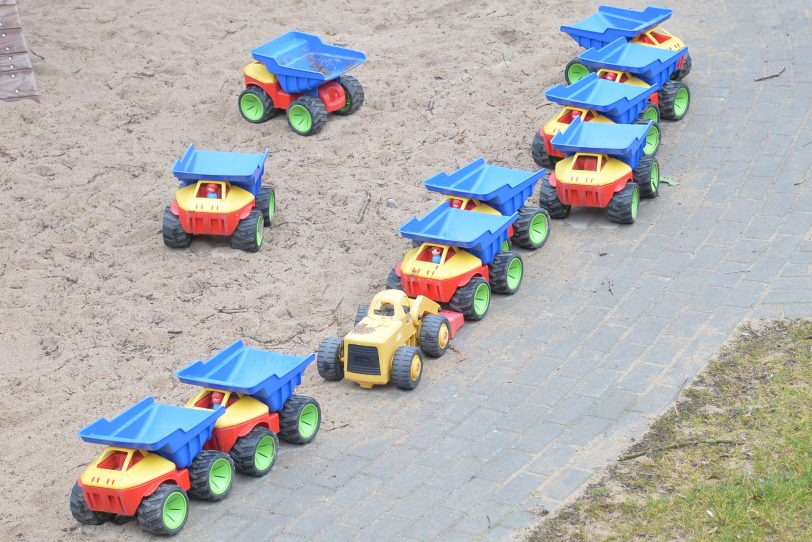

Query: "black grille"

xmin=347 ymin=344 xmax=381 ymax=375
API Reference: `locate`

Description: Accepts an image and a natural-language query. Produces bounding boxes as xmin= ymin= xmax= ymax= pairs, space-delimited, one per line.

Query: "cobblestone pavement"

xmin=181 ymin=0 xmax=811 ymax=539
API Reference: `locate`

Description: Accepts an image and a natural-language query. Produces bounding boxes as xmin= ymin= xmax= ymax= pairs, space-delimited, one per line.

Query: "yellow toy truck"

xmin=316 ymin=290 xmax=458 ymax=390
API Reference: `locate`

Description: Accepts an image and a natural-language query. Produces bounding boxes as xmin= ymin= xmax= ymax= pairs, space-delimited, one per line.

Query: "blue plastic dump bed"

xmin=172 ymin=145 xmax=269 ymax=193
xmin=252 ymin=31 xmax=366 ymax=94
xmin=400 ymin=202 xmax=516 ymax=264
xmin=79 ymin=397 xmax=223 ymax=469
xmin=423 ymin=159 xmax=546 ymax=216
xmin=579 ymin=38 xmax=684 ymax=88
xmin=545 ymin=72 xmax=655 ymax=124
xmin=561 ymin=6 xmax=672 ymax=49
xmin=177 ymin=340 xmax=315 ymax=412
xmin=550 ymin=117 xmax=651 ymax=169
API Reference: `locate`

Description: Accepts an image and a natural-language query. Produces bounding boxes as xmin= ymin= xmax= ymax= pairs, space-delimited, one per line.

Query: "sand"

xmin=0 ymin=0 xmax=656 ymax=539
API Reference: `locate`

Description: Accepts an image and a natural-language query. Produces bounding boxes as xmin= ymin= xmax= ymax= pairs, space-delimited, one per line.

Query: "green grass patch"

xmin=528 ymin=320 xmax=812 ymax=542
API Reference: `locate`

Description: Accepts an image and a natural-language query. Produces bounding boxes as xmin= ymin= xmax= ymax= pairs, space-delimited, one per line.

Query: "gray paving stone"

xmin=477 ymin=448 xmax=535 ymax=483
xmin=526 ymin=442 xmax=577 ymax=476
xmin=417 ymin=435 xmax=480 ymax=468
xmin=540 ymin=468 xmax=594 ymax=502
xmin=600 ymin=341 xmax=648 ymax=372
xmin=527 ymin=375 xmax=577 ymax=408
xmin=546 ymin=395 xmax=596 ymax=425
xmin=616 ymin=363 xmax=663 ymax=393
xmin=726 ymin=280 xmax=769 ymax=308
xmin=390 ymin=484 xmax=448 ymax=520
xmin=632 ymin=385 xmax=682 ymax=416
xmin=492 ymin=473 xmax=544 ymax=504
xmin=447 ymin=476 xmax=499 ymax=513
xmin=362 ymin=513 xmax=410 ymax=539
xmin=558 ymin=415 xmax=611 ymax=446
xmin=512 ymin=421 xmax=567 ymax=453
xmin=627 ymin=315 xmax=669 ymax=345
xmin=574 ymin=368 xmax=621 ymax=397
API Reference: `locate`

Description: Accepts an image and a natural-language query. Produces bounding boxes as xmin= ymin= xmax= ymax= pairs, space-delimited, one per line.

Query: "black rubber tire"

xmin=230 ymin=426 xmax=278 ymax=477
xmin=660 ymin=80 xmax=690 ymax=121
xmin=636 ymin=103 xmax=661 ymax=124
xmin=279 ymin=395 xmax=321 ymax=444
xmin=287 ymin=96 xmax=327 ymax=136
xmin=238 ymin=86 xmax=277 ymax=123
xmin=335 ymin=75 xmax=364 ymax=115
xmin=256 ymin=186 xmax=275 ymax=226
xmin=317 ymin=336 xmax=344 ymax=381
xmin=531 ymin=132 xmax=554 ymax=169
xmin=386 ymin=267 xmax=402 ymax=290
xmin=607 ymin=183 xmax=639 ymax=224
xmin=512 ymin=206 xmax=551 ymax=250
xmin=489 ymin=251 xmax=524 ymax=295
xmin=137 ymin=484 xmax=189 ymax=536
xmin=230 ymin=209 xmax=264 ymax=252
xmin=672 ymin=52 xmax=692 ymax=80
xmin=162 ymin=206 xmax=192 ymax=248
xmin=188 ymin=450 xmax=234 ymax=502
xmin=391 ymin=345 xmax=422 ymax=390
xmin=634 ymin=156 xmax=660 ymax=199
xmin=354 ymin=305 xmax=368 ymax=326
xmin=538 ymin=177 xmax=571 ymax=218
xmin=70 ymin=482 xmax=110 ymax=525
xmin=564 ymin=58 xmax=594 ymax=85
xmin=449 ymin=276 xmax=490 ymax=321
xmin=419 ymin=314 xmax=451 ymax=358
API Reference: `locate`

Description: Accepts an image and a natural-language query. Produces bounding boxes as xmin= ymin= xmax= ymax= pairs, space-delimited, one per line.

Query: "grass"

xmin=528 ymin=319 xmax=812 ymax=542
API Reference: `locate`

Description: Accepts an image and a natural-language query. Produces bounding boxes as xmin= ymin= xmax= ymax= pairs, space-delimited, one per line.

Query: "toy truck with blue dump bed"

xmin=560 ymin=5 xmax=690 ymax=84
xmin=422 ymin=159 xmax=551 ymax=250
xmin=239 ymin=31 xmax=366 ymax=136
xmin=539 ymin=117 xmax=659 ymax=224
xmin=532 ymin=70 xmax=660 ymax=169
xmin=163 ymin=145 xmax=274 ymax=252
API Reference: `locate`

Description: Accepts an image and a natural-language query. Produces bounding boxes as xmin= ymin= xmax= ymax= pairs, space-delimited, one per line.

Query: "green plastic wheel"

xmin=513 ymin=206 xmax=551 ymax=250
xmin=254 ymin=434 xmax=277 ymax=472
xmin=660 ymin=80 xmax=690 ymax=121
xmin=449 ymin=277 xmax=491 ymax=321
xmin=565 ymin=59 xmax=592 ymax=85
xmin=634 ymin=156 xmax=660 ymax=199
xmin=188 ymin=450 xmax=234 ymax=501
xmin=279 ymin=395 xmax=322 ymax=444
xmin=238 ymin=87 xmax=275 ymax=124
xmin=240 ymin=93 xmax=264 ymax=121
xmin=642 ymin=104 xmax=660 ymax=123
xmin=489 ymin=251 xmax=524 ymax=295
xmin=230 ymin=427 xmax=278 ymax=477
xmin=137 ymin=484 xmax=189 ymax=535
xmin=288 ymin=104 xmax=312 ymax=133
xmin=473 ymin=282 xmax=490 ymax=315
xmin=287 ymin=96 xmax=327 ymax=136
xmin=643 ymin=123 xmax=660 ymax=156
xmin=161 ymin=491 xmax=187 ymax=530
xmin=673 ymin=88 xmax=689 ymax=117
xmin=607 ymin=183 xmax=640 ymax=224
xmin=208 ymin=457 xmax=232 ymax=496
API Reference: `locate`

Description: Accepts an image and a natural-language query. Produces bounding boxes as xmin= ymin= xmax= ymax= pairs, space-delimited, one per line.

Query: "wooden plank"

xmin=0 ymin=5 xmax=22 ymax=29
xmin=0 ymin=67 xmax=38 ymax=100
xmin=0 ymin=51 xmax=31 ymax=71
xmin=0 ymin=27 xmax=27 ymax=55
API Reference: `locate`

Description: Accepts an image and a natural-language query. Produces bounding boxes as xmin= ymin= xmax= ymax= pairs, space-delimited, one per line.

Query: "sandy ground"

xmin=0 ymin=0 xmax=665 ymax=539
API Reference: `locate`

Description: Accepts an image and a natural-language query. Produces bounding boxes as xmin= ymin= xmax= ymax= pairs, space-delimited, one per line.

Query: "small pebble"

xmin=387 ymin=198 xmax=398 ymax=208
